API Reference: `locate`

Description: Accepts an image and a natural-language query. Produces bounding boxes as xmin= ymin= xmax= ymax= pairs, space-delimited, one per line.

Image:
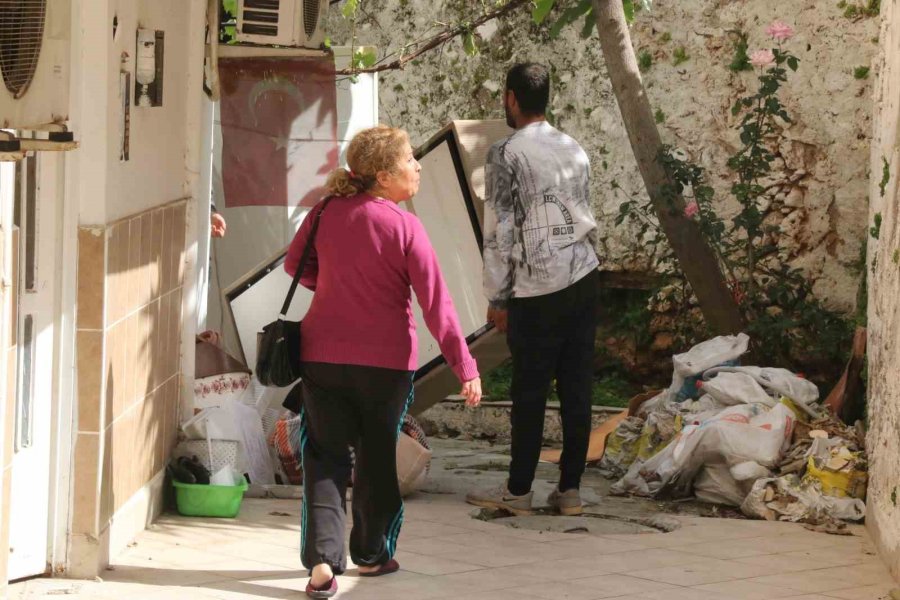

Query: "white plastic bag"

xmin=701 ymin=372 xmax=776 ymax=408
xmin=666 ymin=334 xmax=750 ymax=403
xmin=614 ymin=403 xmax=795 ymax=499
xmin=672 ymin=333 xmax=750 ymax=378
xmin=694 ymin=464 xmax=748 ymax=506
xmin=704 ymin=366 xmax=820 ymax=416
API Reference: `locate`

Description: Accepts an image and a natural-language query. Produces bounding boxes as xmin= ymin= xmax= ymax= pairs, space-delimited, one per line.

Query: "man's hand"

xmin=487 ymin=306 xmax=508 ymax=333
xmin=462 ymin=377 xmax=482 ymax=407
xmin=211 ymin=212 xmax=227 ymax=238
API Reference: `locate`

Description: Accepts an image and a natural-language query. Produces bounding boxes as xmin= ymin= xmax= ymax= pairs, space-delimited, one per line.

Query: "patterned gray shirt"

xmin=483 ymin=121 xmax=599 ymax=308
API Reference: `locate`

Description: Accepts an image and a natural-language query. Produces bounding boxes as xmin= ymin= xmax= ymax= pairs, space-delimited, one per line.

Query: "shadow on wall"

xmin=72 ymin=201 xmax=187 ymax=563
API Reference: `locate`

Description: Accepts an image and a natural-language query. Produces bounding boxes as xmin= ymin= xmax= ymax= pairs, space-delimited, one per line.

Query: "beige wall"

xmin=0 ymin=229 xmax=17 ymax=594
xmin=71 ymin=201 xmax=186 ymax=577
xmin=866 ymin=0 xmax=900 ymax=582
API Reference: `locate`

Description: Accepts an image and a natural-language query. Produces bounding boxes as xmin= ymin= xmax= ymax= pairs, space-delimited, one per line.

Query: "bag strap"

xmin=280 ymin=197 xmax=333 ymax=318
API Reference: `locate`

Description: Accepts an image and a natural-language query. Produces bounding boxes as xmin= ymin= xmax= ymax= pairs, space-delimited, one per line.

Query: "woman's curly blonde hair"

xmin=325 ymin=125 xmax=410 ymax=197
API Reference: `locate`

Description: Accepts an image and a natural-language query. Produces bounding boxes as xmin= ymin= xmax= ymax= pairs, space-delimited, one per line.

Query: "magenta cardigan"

xmin=285 ymin=194 xmax=479 ymax=383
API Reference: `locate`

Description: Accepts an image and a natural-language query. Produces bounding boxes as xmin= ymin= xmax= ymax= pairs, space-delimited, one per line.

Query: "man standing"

xmin=467 ymin=63 xmax=600 ymax=516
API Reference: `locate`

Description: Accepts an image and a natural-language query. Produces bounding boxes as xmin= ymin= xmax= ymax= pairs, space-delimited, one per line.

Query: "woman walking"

xmin=286 ymin=125 xmax=482 ymax=598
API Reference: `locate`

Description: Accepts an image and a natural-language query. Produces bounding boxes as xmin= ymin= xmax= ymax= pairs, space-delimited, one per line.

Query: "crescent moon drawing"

xmin=247 ymin=76 xmax=304 ymax=127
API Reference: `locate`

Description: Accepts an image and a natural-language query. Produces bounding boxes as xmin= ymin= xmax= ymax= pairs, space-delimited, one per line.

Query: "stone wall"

xmin=866 ymin=0 xmax=900 ymax=582
xmin=327 ymin=0 xmax=878 ymax=312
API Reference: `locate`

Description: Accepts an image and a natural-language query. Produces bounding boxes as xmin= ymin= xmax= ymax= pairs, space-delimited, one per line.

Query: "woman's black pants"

xmin=298 ymin=362 xmax=414 ymax=573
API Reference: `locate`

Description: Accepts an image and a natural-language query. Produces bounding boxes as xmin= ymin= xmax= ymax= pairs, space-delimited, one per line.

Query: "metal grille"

xmin=242 ymin=0 xmax=279 ymax=37
xmin=245 ymin=0 xmax=279 ymax=9
xmin=302 ymin=0 xmax=319 ymax=38
xmin=0 ymin=0 xmax=47 ymax=98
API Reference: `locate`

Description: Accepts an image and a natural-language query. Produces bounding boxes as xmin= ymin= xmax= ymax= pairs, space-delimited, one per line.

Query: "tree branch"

xmin=335 ymin=0 xmax=530 ymax=75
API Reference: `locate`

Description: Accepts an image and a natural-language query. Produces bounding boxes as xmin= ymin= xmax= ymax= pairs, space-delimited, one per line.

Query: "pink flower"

xmin=765 ymin=20 xmax=795 ymax=42
xmin=749 ymin=49 xmax=776 ymax=69
xmin=684 ymin=201 xmax=700 ymax=218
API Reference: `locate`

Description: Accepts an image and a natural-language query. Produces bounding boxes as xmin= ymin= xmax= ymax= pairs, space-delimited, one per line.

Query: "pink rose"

xmin=684 ymin=201 xmax=700 ymax=218
xmin=765 ymin=20 xmax=795 ymax=42
xmin=749 ymin=49 xmax=776 ymax=69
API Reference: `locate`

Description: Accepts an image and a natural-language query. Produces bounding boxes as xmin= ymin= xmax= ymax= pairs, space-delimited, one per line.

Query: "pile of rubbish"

xmin=600 ymin=333 xmax=867 ymax=530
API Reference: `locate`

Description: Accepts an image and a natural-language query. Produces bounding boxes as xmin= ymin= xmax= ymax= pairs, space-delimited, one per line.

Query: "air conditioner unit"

xmin=236 ymin=0 xmax=329 ymax=48
xmin=0 ymin=0 xmax=71 ymax=131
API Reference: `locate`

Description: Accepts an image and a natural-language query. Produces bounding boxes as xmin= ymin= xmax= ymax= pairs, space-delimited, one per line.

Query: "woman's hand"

xmin=462 ymin=377 xmax=482 ymax=407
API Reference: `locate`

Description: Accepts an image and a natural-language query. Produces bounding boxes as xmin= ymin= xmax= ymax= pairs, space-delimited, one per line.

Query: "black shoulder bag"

xmin=256 ymin=198 xmax=332 ymax=388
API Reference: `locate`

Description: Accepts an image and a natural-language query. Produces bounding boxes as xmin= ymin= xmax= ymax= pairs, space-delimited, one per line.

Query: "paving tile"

xmin=352 ymin=575 xmax=475 ymax=600
xmin=497 ymin=556 xmax=619 ymax=581
xmin=735 ymin=553 xmax=842 ymax=575
xmin=780 ymin=548 xmax=877 ymax=569
xmin=568 ymin=573 xmax=679 ymax=598
xmin=624 ymin=558 xmax=770 ymax=587
xmin=425 ymin=544 xmax=547 ymax=568
xmin=392 ymin=550 xmax=485 ymax=576
xmin=433 ymin=590 xmax=554 ymax=600
xmin=432 ymin=564 xmax=546 ymax=592
xmin=546 ymin=536 xmax=649 ymax=556
xmin=593 ymin=548 xmax=704 ymax=572
xmin=398 ymin=536 xmax=473 ymax=556
xmin=506 ymin=580 xmax=615 ymax=600
xmin=824 ymin=583 xmax=899 ymax=599
xmin=399 ymin=521 xmax=477 ymax=539
xmin=100 ymin=564 xmax=228 ymax=587
xmin=435 ymin=531 xmax=550 ymax=553
xmin=676 ymin=539 xmax=773 ymax=559
xmin=641 ymin=587 xmax=744 ymax=600
xmin=823 ymin=562 xmax=898 ymax=587
xmin=778 ymin=596 xmax=844 ymax=600
xmin=745 ymin=571 xmax=861 ymax=594
xmin=693 ymin=579 xmax=806 ymax=599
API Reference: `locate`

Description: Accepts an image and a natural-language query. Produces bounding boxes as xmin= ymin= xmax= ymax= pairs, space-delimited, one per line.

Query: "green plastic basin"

xmin=172 ymin=477 xmax=248 ymax=518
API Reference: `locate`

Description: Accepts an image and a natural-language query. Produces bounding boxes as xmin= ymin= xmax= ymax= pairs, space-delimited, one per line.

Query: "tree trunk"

xmin=592 ymin=0 xmax=744 ymax=335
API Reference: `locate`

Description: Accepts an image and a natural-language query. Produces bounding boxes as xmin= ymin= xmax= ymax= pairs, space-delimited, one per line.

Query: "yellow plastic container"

xmin=805 ymin=456 xmax=867 ymax=500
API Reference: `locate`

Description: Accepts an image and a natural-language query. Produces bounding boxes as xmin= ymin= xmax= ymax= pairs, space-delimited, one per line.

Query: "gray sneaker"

xmin=547 ymin=487 xmax=583 ymax=516
xmin=466 ymin=484 xmax=534 ymax=516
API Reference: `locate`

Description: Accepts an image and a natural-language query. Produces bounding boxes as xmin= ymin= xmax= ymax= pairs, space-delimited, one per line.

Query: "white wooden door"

xmin=7 ymin=152 xmax=59 ymax=580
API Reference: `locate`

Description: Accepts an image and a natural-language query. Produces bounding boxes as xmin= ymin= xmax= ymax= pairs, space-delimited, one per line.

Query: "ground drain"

xmin=472 ymin=508 xmax=680 ymax=536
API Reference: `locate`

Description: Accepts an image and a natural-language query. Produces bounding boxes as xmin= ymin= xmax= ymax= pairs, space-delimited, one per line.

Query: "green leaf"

xmin=532 ymin=0 xmax=555 ymax=25
xmin=580 ymin=9 xmax=596 ymax=38
xmin=463 ymin=31 xmax=479 ymax=56
xmin=323 ymin=36 xmax=332 ymax=49
xmin=787 ymin=56 xmax=799 ymax=71
xmin=549 ymin=0 xmax=592 ymax=39
xmin=342 ymin=0 xmax=360 ymax=19
xmin=222 ymin=0 xmax=238 ymax=16
xmin=623 ymin=0 xmax=635 ymax=23
xmin=352 ymin=47 xmax=377 ymax=68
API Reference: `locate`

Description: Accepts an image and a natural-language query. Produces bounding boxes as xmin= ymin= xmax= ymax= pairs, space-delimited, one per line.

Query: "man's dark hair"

xmin=505 ymin=63 xmax=550 ymax=116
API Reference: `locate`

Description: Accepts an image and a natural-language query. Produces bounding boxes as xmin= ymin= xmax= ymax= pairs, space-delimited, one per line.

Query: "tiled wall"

xmin=72 ymin=201 xmax=186 ymax=575
xmin=0 ymin=229 xmax=18 ymax=591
